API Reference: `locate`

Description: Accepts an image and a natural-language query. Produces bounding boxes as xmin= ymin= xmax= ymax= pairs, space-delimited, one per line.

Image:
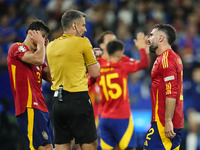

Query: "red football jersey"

xmin=96 ymin=55 xmax=135 ymax=116
xmin=97 ymin=49 xmax=148 ymax=119
xmin=151 ymin=49 xmax=184 ymax=129
xmin=7 ymin=43 xmax=49 ymax=116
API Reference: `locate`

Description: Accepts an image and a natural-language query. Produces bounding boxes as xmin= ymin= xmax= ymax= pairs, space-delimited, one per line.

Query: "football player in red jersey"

xmin=143 ymin=24 xmax=184 ymax=150
xmin=7 ymin=20 xmax=54 ymax=150
xmin=95 ymin=31 xmax=134 ymax=121
xmin=88 ymin=31 xmax=131 ymax=150
xmin=88 ymin=31 xmax=149 ymax=150
xmin=97 ymin=33 xmax=149 ymax=150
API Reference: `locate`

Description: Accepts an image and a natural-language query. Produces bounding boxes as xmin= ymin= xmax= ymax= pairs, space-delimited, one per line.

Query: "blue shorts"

xmin=143 ymin=122 xmax=182 ymax=150
xmin=16 ymin=108 xmax=54 ymax=149
xmin=100 ymin=116 xmax=137 ymax=149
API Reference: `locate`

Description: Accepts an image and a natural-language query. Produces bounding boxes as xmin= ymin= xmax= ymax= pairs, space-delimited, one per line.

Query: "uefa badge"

xmin=18 ymin=46 xmax=26 ymax=52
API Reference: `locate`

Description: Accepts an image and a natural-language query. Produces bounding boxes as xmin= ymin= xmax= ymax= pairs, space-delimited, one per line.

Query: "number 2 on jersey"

xmin=144 ymin=128 xmax=154 ymax=146
xmin=99 ymin=73 xmax=122 ymax=101
xmin=146 ymin=128 xmax=154 ymax=140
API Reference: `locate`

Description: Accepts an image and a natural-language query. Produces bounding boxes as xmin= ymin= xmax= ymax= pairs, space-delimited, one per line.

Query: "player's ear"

xmin=100 ymin=43 xmax=105 ymax=50
xmin=159 ymin=35 xmax=165 ymax=42
xmin=27 ymin=30 xmax=32 ymax=34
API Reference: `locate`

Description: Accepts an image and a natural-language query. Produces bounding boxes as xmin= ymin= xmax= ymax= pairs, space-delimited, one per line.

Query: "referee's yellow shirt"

xmin=47 ymin=33 xmax=97 ymax=92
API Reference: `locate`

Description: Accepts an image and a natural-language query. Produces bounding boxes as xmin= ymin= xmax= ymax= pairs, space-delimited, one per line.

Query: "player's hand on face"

xmin=29 ymin=30 xmax=45 ymax=46
xmin=165 ymin=120 xmax=176 ymax=139
xmin=134 ymin=32 xmax=148 ymax=51
xmin=93 ymin=48 xmax=103 ymax=57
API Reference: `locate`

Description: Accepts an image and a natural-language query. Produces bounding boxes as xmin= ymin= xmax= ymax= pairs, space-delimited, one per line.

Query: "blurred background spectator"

xmin=1 ymin=0 xmax=200 ymax=149
xmin=184 ymin=67 xmax=200 ymax=150
xmin=0 ymin=97 xmax=27 ymax=150
xmin=0 ymin=14 xmax=17 ymax=56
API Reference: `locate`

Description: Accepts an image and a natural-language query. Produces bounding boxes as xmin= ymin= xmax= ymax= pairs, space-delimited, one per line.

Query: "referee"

xmin=47 ymin=10 xmax=100 ymax=150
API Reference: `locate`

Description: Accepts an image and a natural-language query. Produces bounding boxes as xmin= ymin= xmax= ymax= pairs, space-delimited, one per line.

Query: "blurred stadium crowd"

xmin=1 ymin=0 xmax=200 ymax=149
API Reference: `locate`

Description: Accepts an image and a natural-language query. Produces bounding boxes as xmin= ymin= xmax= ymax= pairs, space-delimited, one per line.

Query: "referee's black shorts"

xmin=52 ymin=90 xmax=97 ymax=144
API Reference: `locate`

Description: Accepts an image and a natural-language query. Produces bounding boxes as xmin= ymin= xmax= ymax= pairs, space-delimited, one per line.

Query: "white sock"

xmin=186 ymin=132 xmax=198 ymax=150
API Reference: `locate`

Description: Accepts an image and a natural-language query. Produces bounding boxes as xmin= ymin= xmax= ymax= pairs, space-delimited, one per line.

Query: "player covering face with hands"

xmin=7 ymin=20 xmax=54 ymax=150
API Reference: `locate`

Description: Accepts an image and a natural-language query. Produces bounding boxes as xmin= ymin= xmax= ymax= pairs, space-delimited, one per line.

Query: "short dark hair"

xmin=107 ymin=39 xmax=124 ymax=55
xmin=61 ymin=9 xmax=86 ymax=30
xmin=96 ymin=31 xmax=114 ymax=46
xmin=153 ymin=24 xmax=177 ymax=46
xmin=26 ymin=20 xmax=50 ymax=36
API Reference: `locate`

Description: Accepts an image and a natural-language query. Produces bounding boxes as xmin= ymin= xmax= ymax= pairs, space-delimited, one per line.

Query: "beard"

xmin=149 ymin=43 xmax=158 ymax=53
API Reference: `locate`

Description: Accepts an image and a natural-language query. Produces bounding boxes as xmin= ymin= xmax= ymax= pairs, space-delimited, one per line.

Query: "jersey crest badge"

xmin=18 ymin=46 xmax=26 ymax=52
xmin=42 ymin=131 xmax=48 ymax=140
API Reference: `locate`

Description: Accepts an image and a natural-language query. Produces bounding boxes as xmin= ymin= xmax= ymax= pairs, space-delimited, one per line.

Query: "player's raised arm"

xmin=21 ymin=30 xmax=46 ymax=66
xmin=133 ymin=32 xmax=149 ymax=69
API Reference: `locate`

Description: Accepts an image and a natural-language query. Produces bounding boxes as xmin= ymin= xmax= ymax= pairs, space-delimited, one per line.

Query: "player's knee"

xmin=89 ymin=139 xmax=98 ymax=150
xmin=38 ymin=143 xmax=54 ymax=150
xmin=92 ymin=139 xmax=98 ymax=149
xmin=80 ymin=140 xmax=98 ymax=150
